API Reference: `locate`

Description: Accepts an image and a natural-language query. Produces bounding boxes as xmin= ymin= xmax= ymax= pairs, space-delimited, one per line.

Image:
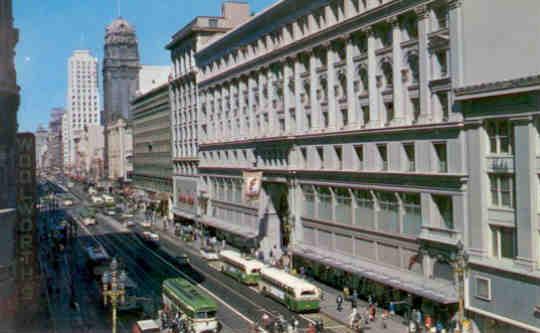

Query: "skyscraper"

xmin=103 ymin=17 xmax=140 ymax=179
xmin=64 ymin=50 xmax=100 ymax=172
xmin=48 ymin=107 xmax=64 ymax=173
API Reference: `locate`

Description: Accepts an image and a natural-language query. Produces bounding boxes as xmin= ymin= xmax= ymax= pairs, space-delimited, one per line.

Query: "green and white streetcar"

xmin=162 ymin=278 xmax=219 ymax=333
xmin=218 ymin=250 xmax=264 ymax=285
xmin=259 ymin=267 xmax=321 ymax=312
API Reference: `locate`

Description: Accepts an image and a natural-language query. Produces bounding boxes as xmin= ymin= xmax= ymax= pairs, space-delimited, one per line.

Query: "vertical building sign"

xmin=15 ymin=133 xmax=39 ymax=321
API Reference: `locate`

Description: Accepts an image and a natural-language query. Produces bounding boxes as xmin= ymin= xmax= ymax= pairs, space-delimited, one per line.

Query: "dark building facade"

xmin=103 ymin=17 xmax=140 ymax=177
xmin=0 ymin=0 xmax=19 ymax=330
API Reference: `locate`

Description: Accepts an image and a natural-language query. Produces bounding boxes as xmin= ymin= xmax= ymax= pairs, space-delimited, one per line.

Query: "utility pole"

xmin=102 ymin=258 xmax=126 ymax=333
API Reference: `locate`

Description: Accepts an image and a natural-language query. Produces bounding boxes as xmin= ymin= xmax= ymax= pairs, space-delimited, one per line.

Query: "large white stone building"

xmin=192 ymin=0 xmax=540 ymax=332
xmin=64 ymin=50 xmax=100 ymax=172
xmin=166 ymin=1 xmax=252 ymax=224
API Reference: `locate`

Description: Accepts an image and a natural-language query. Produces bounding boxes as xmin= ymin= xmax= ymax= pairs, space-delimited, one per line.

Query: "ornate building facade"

xmin=103 ymin=17 xmax=140 ymax=179
xmin=166 ymin=1 xmax=251 ymax=224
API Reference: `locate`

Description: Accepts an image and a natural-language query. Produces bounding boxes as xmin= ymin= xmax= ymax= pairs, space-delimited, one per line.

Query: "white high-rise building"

xmin=64 ymin=50 xmax=100 ymax=170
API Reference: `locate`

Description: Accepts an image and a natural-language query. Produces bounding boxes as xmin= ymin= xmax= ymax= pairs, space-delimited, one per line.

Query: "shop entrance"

xmin=263 ymin=182 xmax=290 ymax=249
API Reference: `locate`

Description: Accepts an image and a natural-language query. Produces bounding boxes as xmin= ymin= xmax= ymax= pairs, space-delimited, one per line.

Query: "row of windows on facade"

xmin=200 ymin=41 xmax=447 ymax=108
xmin=174 ymin=161 xmax=197 ymax=175
xmin=199 ymin=92 xmax=448 ymax=143
xmin=201 ymin=141 xmax=448 ymax=173
xmin=201 ymin=0 xmax=449 ymax=78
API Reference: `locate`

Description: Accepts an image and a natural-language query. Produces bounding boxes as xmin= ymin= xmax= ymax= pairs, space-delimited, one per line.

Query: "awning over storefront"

xmin=198 ymin=216 xmax=258 ymax=239
xmin=293 ymin=244 xmax=457 ymax=305
xmin=173 ymin=208 xmax=196 ymax=221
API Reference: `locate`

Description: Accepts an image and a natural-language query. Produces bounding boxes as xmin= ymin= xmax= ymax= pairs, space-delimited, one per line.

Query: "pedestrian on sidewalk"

xmin=336 ymin=294 xmax=344 ymax=312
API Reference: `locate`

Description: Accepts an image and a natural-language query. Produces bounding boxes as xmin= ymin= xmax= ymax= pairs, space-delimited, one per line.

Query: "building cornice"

xmin=197 ymin=0 xmax=435 ymax=86
xmin=455 ymin=74 xmax=540 ymax=100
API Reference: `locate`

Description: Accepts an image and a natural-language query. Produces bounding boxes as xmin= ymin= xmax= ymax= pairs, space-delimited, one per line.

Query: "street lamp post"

xmin=453 ymin=240 xmax=470 ymax=333
xmin=102 ymin=258 xmax=126 ymax=333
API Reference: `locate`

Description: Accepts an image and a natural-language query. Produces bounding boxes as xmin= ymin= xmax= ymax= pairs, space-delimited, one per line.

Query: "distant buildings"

xmin=103 ymin=17 xmax=141 ymax=181
xmin=74 ymin=124 xmax=105 ymax=182
xmin=34 ymin=124 xmax=48 ymax=172
xmin=64 ymin=50 xmax=100 ymax=172
xmin=47 ymin=107 xmax=64 ymax=173
xmin=166 ymin=1 xmax=251 ymax=225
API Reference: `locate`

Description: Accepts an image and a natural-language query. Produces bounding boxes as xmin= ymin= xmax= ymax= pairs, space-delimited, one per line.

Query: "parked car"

xmin=125 ymin=220 xmax=135 ymax=228
xmin=175 ymin=254 xmax=190 ymax=266
xmin=106 ymin=210 xmax=116 ymax=216
xmin=141 ymin=221 xmax=152 ymax=228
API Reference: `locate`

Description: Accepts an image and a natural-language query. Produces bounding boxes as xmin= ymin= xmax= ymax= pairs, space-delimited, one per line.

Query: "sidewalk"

xmin=146 ymin=217 xmax=411 ymax=333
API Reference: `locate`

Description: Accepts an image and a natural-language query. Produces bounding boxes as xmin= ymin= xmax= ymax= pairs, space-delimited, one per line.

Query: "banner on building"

xmin=243 ymin=171 xmax=262 ymax=200
xmin=15 ymin=133 xmax=39 ymax=322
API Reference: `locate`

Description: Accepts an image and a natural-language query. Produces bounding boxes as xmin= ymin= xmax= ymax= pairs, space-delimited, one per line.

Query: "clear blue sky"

xmin=14 ymin=0 xmax=274 ymax=132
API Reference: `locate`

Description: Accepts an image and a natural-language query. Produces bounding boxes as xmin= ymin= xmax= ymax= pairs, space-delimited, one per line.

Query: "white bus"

xmin=218 ymin=250 xmax=264 ymax=285
xmin=258 ymin=267 xmax=321 ymax=312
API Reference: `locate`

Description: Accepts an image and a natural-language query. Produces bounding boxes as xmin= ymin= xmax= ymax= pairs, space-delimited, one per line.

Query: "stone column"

xmin=345 ymin=34 xmax=357 ymax=128
xmin=283 ymin=59 xmax=293 ymax=134
xmin=268 ymin=68 xmax=277 ymax=134
xmin=258 ymin=70 xmax=265 ymax=137
xmin=512 ymin=116 xmax=537 ymax=270
xmin=448 ymin=0 xmax=464 ymax=88
xmin=309 ymin=50 xmax=321 ymax=130
xmin=294 ymin=56 xmax=305 ymax=133
xmin=248 ymin=74 xmax=256 ymax=138
xmin=416 ymin=5 xmax=432 ymax=124
xmin=390 ymin=17 xmax=404 ymax=125
xmin=239 ymin=79 xmax=247 ymax=138
xmin=326 ymin=42 xmax=337 ymax=130
xmin=365 ymin=27 xmax=380 ymax=127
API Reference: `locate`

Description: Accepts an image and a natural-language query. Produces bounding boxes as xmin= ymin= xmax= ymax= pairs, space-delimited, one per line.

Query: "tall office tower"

xmin=64 ymin=50 xmax=100 ymax=172
xmin=103 ymin=17 xmax=140 ymax=179
xmin=0 ymin=0 xmax=18 ymax=330
xmin=48 ymin=107 xmax=65 ymax=173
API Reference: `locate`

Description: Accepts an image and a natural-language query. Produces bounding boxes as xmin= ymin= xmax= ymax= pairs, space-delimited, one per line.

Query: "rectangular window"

xmin=434 ymin=142 xmax=447 ymax=173
xmin=317 ymin=187 xmax=332 ymax=221
xmin=334 ymin=146 xmax=343 ymax=170
xmin=354 ymin=145 xmax=364 ymax=170
xmin=300 ymin=147 xmax=308 ymax=168
xmin=475 ymin=277 xmax=492 ymax=301
xmin=341 ymin=109 xmax=348 ymax=127
xmin=486 ymin=119 xmax=513 ymax=154
xmin=335 ymin=188 xmax=352 ymax=224
xmin=491 ymin=226 xmax=516 ymax=259
xmin=433 ymin=195 xmax=453 ymax=229
xmin=378 ymin=144 xmax=388 ymax=171
xmin=317 ymin=146 xmax=324 ymax=169
xmin=489 ymin=174 xmax=514 ymax=208
xmin=377 ymin=192 xmax=399 ymax=233
xmin=362 ymin=106 xmax=370 ymax=126
xmin=208 ymin=18 xmax=219 ymax=28
xmin=302 ymin=186 xmax=315 ymax=218
xmin=402 ymin=193 xmax=422 ymax=236
xmin=404 ymin=143 xmax=415 ymax=172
